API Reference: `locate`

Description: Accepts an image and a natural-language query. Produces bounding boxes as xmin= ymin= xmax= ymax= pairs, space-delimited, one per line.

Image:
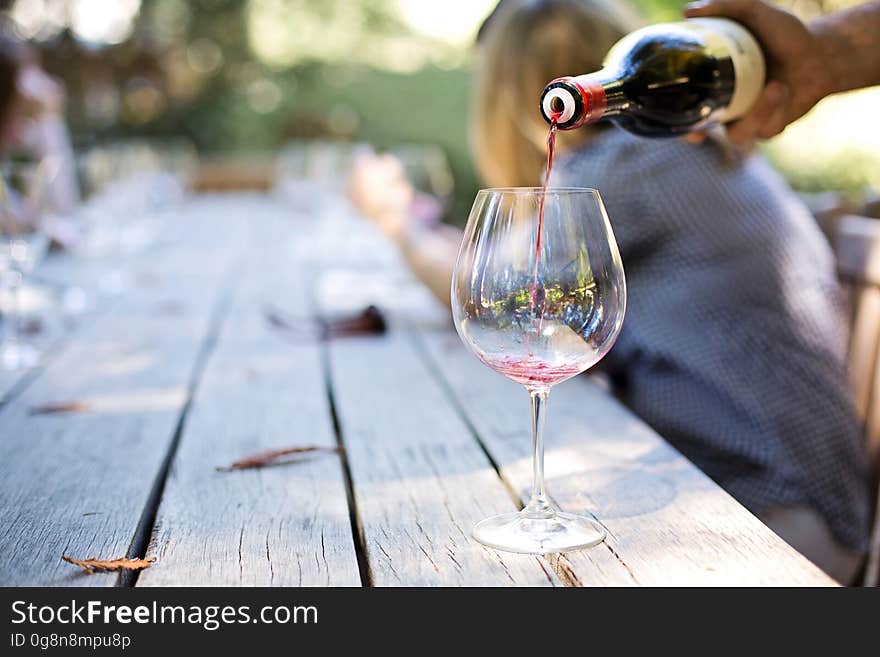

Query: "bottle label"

xmin=685 ymin=18 xmax=766 ymax=122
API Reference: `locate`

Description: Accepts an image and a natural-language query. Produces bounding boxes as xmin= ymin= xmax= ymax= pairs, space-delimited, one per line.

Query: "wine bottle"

xmin=539 ymin=18 xmax=765 ymax=137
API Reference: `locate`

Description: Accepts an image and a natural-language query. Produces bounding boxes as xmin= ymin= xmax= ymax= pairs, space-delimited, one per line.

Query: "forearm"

xmin=395 ymin=224 xmax=461 ymax=308
xmin=812 ymin=1 xmax=880 ymax=96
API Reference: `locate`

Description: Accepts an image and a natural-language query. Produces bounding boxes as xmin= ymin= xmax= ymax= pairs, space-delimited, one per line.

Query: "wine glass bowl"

xmin=453 ymin=187 xmax=624 ymax=390
xmin=452 ymin=187 xmax=625 ymax=554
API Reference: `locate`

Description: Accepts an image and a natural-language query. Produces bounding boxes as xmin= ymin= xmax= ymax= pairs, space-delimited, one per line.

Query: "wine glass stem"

xmin=523 ymin=388 xmax=554 ymax=519
xmin=8 ymin=270 xmax=21 ymax=349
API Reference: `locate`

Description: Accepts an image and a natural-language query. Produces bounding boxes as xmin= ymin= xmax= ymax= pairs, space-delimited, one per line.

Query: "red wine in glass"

xmin=481 ymin=353 xmax=586 ymax=388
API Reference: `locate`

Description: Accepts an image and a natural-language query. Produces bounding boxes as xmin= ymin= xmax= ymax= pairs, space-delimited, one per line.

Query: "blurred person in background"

xmin=348 ymin=0 xmax=870 ymax=582
xmin=0 ymin=31 xmax=79 ymax=231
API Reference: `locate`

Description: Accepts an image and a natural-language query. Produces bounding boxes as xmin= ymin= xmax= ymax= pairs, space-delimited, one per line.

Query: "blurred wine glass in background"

xmin=276 ymin=139 xmax=370 ymax=218
xmin=0 ymin=160 xmax=53 ymax=369
xmin=68 ymin=139 xmax=191 ymax=300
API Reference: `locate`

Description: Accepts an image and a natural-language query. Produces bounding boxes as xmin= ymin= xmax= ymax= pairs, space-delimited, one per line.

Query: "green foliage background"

xmin=35 ymin=0 xmax=879 ymax=222
xmin=38 ymin=0 xmax=691 ymax=222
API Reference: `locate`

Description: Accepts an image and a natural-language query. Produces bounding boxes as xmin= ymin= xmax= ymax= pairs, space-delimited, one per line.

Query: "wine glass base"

xmin=473 ymin=510 xmax=606 ymax=554
xmin=0 ymin=343 xmax=39 ymax=370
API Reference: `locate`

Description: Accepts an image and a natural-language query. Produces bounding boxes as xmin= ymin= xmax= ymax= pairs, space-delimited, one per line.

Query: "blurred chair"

xmin=831 ymin=213 xmax=880 ymax=586
xmin=863 ymin=194 xmax=880 ymax=220
xmin=799 ymin=191 xmax=861 ymax=243
xmin=190 ymin=153 xmax=276 ymax=192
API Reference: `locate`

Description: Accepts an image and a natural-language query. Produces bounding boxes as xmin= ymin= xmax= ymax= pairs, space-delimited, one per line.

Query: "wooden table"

xmin=0 ymin=194 xmax=835 ymax=586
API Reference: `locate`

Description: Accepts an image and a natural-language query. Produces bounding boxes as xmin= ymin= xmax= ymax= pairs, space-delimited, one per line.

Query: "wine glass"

xmin=0 ymin=162 xmax=52 ymax=370
xmin=451 ymin=187 xmax=626 ymax=554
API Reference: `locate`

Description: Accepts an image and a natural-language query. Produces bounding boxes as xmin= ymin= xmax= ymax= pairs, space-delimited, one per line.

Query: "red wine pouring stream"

xmin=530 ymin=112 xmax=559 ymax=319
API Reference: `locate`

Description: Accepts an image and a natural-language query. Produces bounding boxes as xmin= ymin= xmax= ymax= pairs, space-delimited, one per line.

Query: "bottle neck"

xmin=573 ymin=69 xmax=629 ymax=118
xmin=541 ymin=69 xmax=630 ymax=130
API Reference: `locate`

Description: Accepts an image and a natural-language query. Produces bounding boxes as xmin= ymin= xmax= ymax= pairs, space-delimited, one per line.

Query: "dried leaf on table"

xmin=324 ymin=305 xmax=387 ymax=338
xmin=30 ymin=401 xmax=92 ymax=415
xmin=20 ymin=317 xmax=44 ymax=336
xmin=62 ymin=555 xmax=156 ymax=574
xmin=265 ymin=305 xmax=387 ymax=340
xmin=264 ymin=308 xmax=297 ymax=331
xmin=217 ymin=445 xmax=342 ymax=472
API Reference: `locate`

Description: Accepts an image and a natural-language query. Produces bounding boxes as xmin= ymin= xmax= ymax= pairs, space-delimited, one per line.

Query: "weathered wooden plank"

xmin=139 ymin=212 xmax=361 ymax=586
xmin=0 ymin=197 xmax=247 ymax=586
xmin=420 ymin=331 xmax=836 ymax=586
xmin=328 ymin=332 xmax=561 ymax=586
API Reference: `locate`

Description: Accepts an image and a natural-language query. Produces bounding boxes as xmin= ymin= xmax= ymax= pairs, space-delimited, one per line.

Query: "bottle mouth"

xmin=540 ymin=76 xmax=606 ymax=130
xmin=540 ymin=77 xmax=585 ymax=130
xmin=541 ymin=87 xmax=577 ymax=125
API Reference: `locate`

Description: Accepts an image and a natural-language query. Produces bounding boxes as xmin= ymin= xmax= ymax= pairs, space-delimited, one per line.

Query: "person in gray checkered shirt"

xmin=553 ymin=128 xmax=869 ymax=583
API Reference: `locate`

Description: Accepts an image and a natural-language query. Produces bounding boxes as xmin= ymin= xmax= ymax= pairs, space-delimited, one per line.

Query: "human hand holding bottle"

xmin=684 ymin=0 xmax=880 ymax=148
